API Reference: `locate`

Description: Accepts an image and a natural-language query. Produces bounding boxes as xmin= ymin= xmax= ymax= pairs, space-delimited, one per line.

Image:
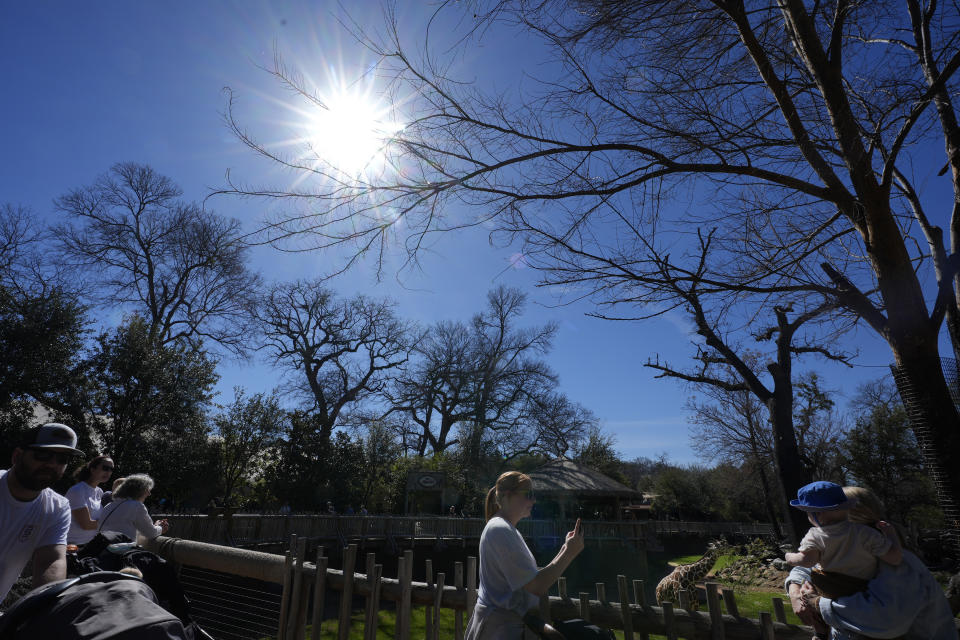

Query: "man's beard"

xmin=13 ymin=464 xmax=60 ymax=491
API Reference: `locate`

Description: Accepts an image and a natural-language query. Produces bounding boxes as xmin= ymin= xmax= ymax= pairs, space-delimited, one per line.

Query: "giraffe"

xmin=655 ymin=540 xmax=723 ymax=610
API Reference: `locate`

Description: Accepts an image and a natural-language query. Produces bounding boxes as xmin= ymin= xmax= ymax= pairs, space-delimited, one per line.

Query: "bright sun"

xmin=306 ymin=91 xmax=399 ymax=176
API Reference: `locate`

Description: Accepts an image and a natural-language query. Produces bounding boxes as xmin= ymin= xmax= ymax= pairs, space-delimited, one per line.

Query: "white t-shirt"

xmin=65 ymin=481 xmax=103 ymax=545
xmin=97 ymin=498 xmax=162 ymax=542
xmin=476 ymin=516 xmax=539 ymax=615
xmin=799 ymin=519 xmax=892 ymax=580
xmin=0 ymin=469 xmax=71 ymax=603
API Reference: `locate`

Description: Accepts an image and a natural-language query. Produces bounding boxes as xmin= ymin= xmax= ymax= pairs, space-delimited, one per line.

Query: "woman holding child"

xmin=785 ymin=483 xmax=954 ymax=639
xmin=465 ymin=471 xmax=585 ymax=640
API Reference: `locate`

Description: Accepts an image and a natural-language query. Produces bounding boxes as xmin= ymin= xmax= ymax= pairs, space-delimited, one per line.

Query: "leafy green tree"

xmin=213 ymin=388 xmax=286 ymax=507
xmin=0 ymin=203 xmax=91 ymax=455
xmin=651 ymin=465 xmax=718 ymax=521
xmin=574 ymin=426 xmax=627 ymax=485
xmin=843 ymin=379 xmax=941 ymax=528
xmin=263 ymin=410 xmax=327 ymax=508
xmin=85 ymin=316 xmax=218 ymax=502
xmin=792 ymin=373 xmax=845 ymax=482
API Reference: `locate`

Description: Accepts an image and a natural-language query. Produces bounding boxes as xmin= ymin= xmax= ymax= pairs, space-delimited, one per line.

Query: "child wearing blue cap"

xmin=784 ymin=481 xmax=902 ymax=639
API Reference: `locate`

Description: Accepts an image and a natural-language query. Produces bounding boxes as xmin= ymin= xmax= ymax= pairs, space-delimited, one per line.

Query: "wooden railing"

xmin=145 ymin=535 xmax=812 ymax=640
xmin=158 ymin=514 xmax=774 ymax=548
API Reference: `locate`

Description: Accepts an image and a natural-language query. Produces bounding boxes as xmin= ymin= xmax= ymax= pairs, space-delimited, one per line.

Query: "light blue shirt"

xmin=476 ymin=516 xmax=539 ymax=615
xmin=785 ymin=551 xmax=956 ymax=639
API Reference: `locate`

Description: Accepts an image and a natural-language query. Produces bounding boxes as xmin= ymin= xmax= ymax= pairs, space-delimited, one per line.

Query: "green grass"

xmin=297 ymin=587 xmax=802 ymax=640
xmin=665 ymin=553 xmax=737 ymax=574
xmin=303 ymin=607 xmax=459 ymax=639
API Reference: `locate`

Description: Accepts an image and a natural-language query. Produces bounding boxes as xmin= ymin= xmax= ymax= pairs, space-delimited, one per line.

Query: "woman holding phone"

xmin=465 ymin=471 xmax=585 ymax=639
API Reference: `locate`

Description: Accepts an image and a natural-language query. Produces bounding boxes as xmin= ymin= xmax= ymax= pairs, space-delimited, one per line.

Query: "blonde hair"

xmin=843 ymin=486 xmax=887 ymax=524
xmin=844 ymin=485 xmax=908 ymax=549
xmin=485 ymin=471 xmax=532 ymax=521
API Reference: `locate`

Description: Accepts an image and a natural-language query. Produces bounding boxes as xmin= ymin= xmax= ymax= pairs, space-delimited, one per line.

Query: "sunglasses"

xmin=29 ymin=449 xmax=72 ymax=465
xmin=99 ymin=465 xmax=115 ymax=472
xmin=519 ymin=490 xmax=535 ymax=500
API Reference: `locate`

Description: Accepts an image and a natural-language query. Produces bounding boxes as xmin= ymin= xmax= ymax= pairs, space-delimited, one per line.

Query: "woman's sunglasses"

xmin=519 ymin=490 xmax=535 ymax=500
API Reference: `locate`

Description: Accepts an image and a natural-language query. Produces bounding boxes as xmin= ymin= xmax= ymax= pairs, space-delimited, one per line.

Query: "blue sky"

xmin=0 ymin=1 xmax=904 ymax=464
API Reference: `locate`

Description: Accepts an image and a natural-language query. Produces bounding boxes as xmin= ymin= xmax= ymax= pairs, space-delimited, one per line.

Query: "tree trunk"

xmin=753 ymin=457 xmax=784 ymax=540
xmin=767 ymin=385 xmax=812 ymax=545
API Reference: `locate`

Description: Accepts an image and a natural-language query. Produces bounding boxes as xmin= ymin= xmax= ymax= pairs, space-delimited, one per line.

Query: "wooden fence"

xmin=159 ymin=514 xmax=774 ymax=549
xmin=146 ymin=535 xmax=811 ymax=640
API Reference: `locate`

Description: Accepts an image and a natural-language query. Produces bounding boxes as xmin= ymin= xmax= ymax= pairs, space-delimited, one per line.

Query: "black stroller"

xmin=0 ymin=571 xmax=212 ymax=639
xmin=0 ymin=531 xmax=214 ymax=640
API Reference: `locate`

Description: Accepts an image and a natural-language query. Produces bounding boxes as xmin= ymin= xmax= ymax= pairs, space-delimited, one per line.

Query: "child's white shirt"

xmin=799 ymin=520 xmax=892 ymax=580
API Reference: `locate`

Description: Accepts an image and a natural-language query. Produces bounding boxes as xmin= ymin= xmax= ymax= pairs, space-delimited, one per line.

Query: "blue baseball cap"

xmin=790 ymin=481 xmax=854 ymax=512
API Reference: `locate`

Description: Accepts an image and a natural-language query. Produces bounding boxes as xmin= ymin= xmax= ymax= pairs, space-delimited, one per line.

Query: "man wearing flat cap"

xmin=0 ymin=423 xmax=82 ymax=603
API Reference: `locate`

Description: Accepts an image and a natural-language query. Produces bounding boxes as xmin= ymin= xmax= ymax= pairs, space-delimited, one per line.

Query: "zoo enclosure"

xmin=146 ymin=534 xmax=813 ymax=640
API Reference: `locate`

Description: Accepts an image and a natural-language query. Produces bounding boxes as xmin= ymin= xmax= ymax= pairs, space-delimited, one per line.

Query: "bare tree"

xmin=461 ymin=286 xmax=558 ymax=462
xmin=385 ymin=286 xmax=562 ymax=459
xmin=253 ymin=280 xmax=411 ymax=447
xmin=386 ymin=319 xmax=475 ymax=455
xmin=217 ymin=2 xmax=960 ymax=530
xmin=688 ymin=384 xmax=784 ymax=536
xmin=527 ymin=391 xmax=597 ymax=459
xmin=56 ymin=162 xmax=260 ymax=354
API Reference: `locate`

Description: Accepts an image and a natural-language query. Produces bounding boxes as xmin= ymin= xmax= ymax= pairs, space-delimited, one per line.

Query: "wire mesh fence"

xmin=891 ymin=358 xmax=960 ymax=554
xmin=179 ymin=566 xmax=282 ymax=640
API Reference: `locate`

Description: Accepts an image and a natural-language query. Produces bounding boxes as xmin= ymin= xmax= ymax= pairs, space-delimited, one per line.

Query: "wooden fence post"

xmin=336 ymin=544 xmax=358 ymax=640
xmin=454 ymin=561 xmax=464 ymax=640
xmin=309 ymin=552 xmax=328 ymax=640
xmin=721 ymin=587 xmax=739 ymax=618
xmin=363 ymin=564 xmax=383 ymax=640
xmin=433 ymin=573 xmax=446 ymax=640
xmin=425 ymin=559 xmax=434 ymax=640
xmin=277 ymin=535 xmax=296 ymax=640
xmin=632 ymin=579 xmax=649 ymax=640
xmin=395 ymin=549 xmax=413 ymax=640
xmin=466 ymin=556 xmax=477 ymax=622
xmin=759 ymin=611 xmax=775 ymax=640
xmin=772 ymin=597 xmax=787 ymax=624
xmin=291 ymin=537 xmax=308 ymax=640
xmin=661 ymin=601 xmax=678 ymax=640
xmin=364 ymin=552 xmax=376 ymax=633
xmin=579 ymin=592 xmax=590 ymax=622
xmin=616 ymin=575 xmax=633 ymax=640
xmin=705 ymin=582 xmax=724 ymax=640
xmin=558 ymin=576 xmax=568 ymax=600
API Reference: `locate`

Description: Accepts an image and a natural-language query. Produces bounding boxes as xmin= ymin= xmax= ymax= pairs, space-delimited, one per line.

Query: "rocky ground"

xmin=713 ymin=557 xmax=789 ymax=590
xmin=710 ymin=538 xmax=791 ymax=591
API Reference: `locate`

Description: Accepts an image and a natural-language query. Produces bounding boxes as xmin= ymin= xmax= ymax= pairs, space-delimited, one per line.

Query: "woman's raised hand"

xmin=564 ymin=518 xmax=585 ymax=556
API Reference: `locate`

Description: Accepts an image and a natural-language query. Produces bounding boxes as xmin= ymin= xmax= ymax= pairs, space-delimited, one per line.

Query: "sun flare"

xmin=306 ymin=91 xmax=399 ymax=176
